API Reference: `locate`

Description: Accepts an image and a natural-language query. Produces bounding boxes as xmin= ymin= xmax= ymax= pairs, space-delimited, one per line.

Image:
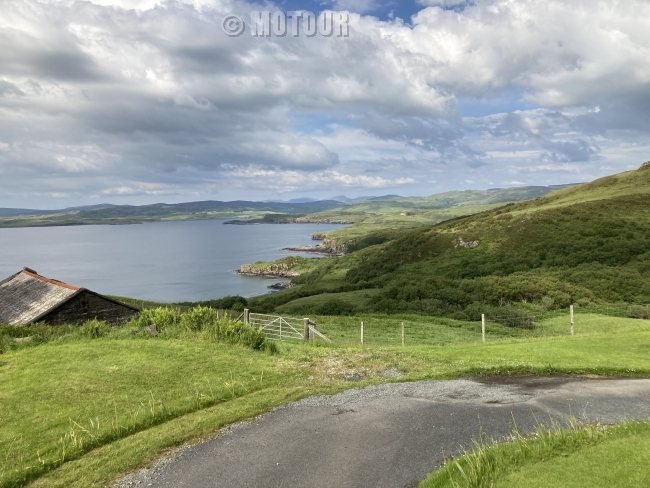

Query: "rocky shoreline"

xmin=225 ymin=217 xmax=356 ymax=225
xmin=267 ymin=281 xmax=292 ymax=291
xmin=235 ymin=234 xmax=353 ymax=293
xmin=236 ymin=263 xmax=299 ymax=279
xmin=281 ymin=244 xmax=344 ymax=256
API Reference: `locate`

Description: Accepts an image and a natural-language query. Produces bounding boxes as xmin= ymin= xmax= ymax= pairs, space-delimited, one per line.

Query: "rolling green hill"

xmin=250 ymin=162 xmax=650 ymax=316
xmin=288 ymin=184 xmax=577 ymax=251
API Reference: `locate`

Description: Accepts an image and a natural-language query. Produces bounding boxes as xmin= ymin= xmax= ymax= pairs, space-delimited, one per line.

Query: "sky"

xmin=1 ymin=0 xmax=650 ymax=208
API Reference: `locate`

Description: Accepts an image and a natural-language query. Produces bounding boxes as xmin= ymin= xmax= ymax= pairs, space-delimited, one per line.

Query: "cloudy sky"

xmin=1 ymin=0 xmax=649 ymax=208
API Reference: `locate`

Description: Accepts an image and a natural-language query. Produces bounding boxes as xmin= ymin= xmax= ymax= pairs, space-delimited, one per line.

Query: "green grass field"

xmin=0 ymin=337 xmax=287 ymax=487
xmin=420 ymin=420 xmax=650 ymax=488
xmin=272 ymin=311 xmax=650 ymax=348
xmin=2 ymin=310 xmax=650 ymax=487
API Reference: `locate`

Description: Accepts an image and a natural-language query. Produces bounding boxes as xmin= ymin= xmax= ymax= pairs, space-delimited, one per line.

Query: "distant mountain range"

xmin=0 ymin=204 xmax=117 ymax=217
xmin=262 ymin=195 xmax=388 ymax=204
xmin=0 ymin=200 xmax=345 ymax=228
xmin=0 ymin=184 xmax=577 ymax=228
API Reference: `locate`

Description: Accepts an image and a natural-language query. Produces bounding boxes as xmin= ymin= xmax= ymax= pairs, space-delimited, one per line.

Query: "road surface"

xmin=114 ymin=376 xmax=650 ymax=488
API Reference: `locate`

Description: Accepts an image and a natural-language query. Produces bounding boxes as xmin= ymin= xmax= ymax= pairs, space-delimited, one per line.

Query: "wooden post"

xmin=570 ymin=305 xmax=574 ymax=336
xmin=360 ymin=321 xmax=364 ymax=347
xmin=304 ymin=318 xmax=310 ymax=342
xmin=244 ymin=308 xmax=250 ymax=324
xmin=481 ymin=314 xmax=486 ymax=343
xmin=401 ymin=322 xmax=405 ymax=346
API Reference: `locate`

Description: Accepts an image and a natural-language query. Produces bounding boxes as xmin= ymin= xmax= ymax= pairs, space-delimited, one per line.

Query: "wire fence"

xmin=298 ymin=305 xmax=650 ymax=348
xmin=123 ymin=302 xmax=650 ymax=348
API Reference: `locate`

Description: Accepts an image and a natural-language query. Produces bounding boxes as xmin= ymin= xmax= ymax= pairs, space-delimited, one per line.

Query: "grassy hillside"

xmin=2 ymin=311 xmax=650 ymax=488
xmin=250 ymin=163 xmax=650 ymax=315
xmin=303 ymin=185 xmax=575 ymax=248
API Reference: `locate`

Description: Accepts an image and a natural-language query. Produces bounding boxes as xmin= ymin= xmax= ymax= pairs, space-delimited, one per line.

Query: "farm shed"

xmin=0 ymin=268 xmax=138 ymax=326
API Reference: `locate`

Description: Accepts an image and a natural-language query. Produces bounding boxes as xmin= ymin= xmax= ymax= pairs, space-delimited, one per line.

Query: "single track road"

xmin=114 ymin=377 xmax=650 ymax=488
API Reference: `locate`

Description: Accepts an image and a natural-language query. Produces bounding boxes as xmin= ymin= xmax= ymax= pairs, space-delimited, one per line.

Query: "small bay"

xmin=0 ymin=220 xmax=344 ymax=302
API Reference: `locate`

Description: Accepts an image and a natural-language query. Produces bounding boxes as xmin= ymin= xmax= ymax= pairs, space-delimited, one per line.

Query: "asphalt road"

xmin=115 ymin=377 xmax=650 ymax=488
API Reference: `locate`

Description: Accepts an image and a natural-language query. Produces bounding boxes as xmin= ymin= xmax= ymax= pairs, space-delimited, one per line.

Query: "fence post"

xmin=361 ymin=321 xmax=364 ymax=347
xmin=570 ymin=305 xmax=574 ymax=336
xmin=401 ymin=322 xmax=405 ymax=346
xmin=244 ymin=308 xmax=250 ymax=324
xmin=481 ymin=314 xmax=486 ymax=343
xmin=304 ymin=318 xmax=310 ymax=342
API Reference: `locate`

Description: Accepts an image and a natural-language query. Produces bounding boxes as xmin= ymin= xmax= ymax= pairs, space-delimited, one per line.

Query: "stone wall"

xmin=42 ymin=291 xmax=138 ymax=325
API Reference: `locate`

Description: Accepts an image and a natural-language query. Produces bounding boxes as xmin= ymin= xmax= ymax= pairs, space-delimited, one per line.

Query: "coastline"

xmin=233 ymin=227 xmax=351 ymax=297
xmin=281 ymin=245 xmax=344 ymax=256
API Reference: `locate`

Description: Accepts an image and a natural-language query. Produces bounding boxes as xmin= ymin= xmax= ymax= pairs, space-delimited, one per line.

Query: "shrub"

xmin=202 ymin=317 xmax=277 ymax=353
xmin=128 ymin=307 xmax=180 ymax=331
xmin=541 ymin=296 xmax=556 ymax=311
xmin=628 ymin=306 xmax=650 ymax=320
xmin=198 ymin=295 xmax=248 ymax=310
xmin=180 ymin=305 xmax=217 ymax=332
xmin=0 ymin=332 xmax=12 ymax=354
xmin=316 ymin=298 xmax=355 ymax=316
xmin=80 ymin=319 xmax=111 ymax=338
xmin=129 ymin=306 xmax=277 ymax=353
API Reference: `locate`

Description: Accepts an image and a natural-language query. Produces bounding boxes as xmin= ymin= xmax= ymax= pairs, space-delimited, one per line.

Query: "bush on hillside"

xmin=316 ymin=298 xmax=355 ymax=316
xmin=126 ymin=306 xmax=276 ymax=353
xmin=128 ymin=307 xmax=180 ymax=331
xmin=175 ymin=296 xmax=248 ymax=312
xmin=80 ymin=319 xmax=111 ymax=338
xmin=180 ymin=305 xmax=218 ymax=331
xmin=0 ymin=333 xmax=11 ymax=354
xmin=628 ymin=306 xmax=650 ymax=320
xmin=451 ymin=305 xmax=535 ymax=328
xmin=202 ymin=318 xmax=277 ymax=353
xmin=206 ymin=296 xmax=248 ymax=311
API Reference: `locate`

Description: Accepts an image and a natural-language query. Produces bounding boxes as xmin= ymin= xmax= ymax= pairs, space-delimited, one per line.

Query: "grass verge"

xmin=420 ymin=420 xmax=650 ymax=488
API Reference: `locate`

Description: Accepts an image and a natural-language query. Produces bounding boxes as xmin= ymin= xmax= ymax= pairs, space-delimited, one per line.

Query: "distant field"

xmin=290 ymin=312 xmax=650 ymax=347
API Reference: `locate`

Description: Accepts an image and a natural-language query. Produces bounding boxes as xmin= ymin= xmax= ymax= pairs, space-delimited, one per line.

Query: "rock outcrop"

xmin=453 ymin=237 xmax=480 ymax=249
xmin=237 ymin=263 xmax=300 ymax=278
xmin=322 ymin=237 xmax=354 ymax=254
xmin=282 ymin=236 xmax=353 ymax=256
xmin=268 ymin=281 xmax=292 ymax=291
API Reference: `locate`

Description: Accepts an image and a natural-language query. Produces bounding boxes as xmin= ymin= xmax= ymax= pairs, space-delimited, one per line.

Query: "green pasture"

xmin=2 ymin=310 xmax=650 ymax=487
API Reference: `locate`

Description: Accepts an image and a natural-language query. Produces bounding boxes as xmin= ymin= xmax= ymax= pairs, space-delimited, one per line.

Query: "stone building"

xmin=0 ymin=268 xmax=138 ymax=325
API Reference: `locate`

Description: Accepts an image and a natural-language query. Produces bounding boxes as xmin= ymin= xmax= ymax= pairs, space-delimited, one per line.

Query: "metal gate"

xmin=249 ymin=313 xmax=305 ymax=342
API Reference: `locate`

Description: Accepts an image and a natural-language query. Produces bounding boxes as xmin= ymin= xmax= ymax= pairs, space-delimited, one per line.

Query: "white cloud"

xmin=1 ymin=0 xmax=650 ymax=206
